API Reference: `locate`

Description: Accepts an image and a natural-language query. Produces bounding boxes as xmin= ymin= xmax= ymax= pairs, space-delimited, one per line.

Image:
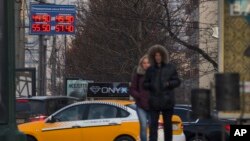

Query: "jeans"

xmin=136 ymin=106 xmax=150 ymax=141
xmin=149 ymin=109 xmax=173 ymax=141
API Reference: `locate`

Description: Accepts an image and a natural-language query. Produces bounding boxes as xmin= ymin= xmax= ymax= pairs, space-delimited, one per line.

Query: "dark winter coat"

xmin=130 ymin=67 xmax=150 ymax=110
xmin=143 ymin=45 xmax=181 ymax=110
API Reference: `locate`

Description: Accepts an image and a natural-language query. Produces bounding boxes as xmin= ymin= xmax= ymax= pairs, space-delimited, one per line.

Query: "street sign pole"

xmin=38 ymin=0 xmax=47 ymax=96
xmin=0 ymin=0 xmax=26 ymax=140
xmin=38 ymin=35 xmax=47 ymax=96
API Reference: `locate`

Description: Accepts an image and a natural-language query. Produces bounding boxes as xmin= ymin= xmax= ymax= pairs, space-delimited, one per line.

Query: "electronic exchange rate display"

xmin=30 ymin=4 xmax=76 ymax=35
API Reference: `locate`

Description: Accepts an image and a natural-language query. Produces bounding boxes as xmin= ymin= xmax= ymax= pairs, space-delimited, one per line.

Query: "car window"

xmin=174 ymin=108 xmax=197 ymax=122
xmin=16 ymin=100 xmax=45 ymax=115
xmin=88 ymin=104 xmax=119 ymax=120
xmin=58 ymin=98 xmax=76 ymax=105
xmin=46 ymin=98 xmax=76 ymax=115
xmin=67 ymin=98 xmax=79 ymax=104
xmin=117 ymin=108 xmax=130 ymax=118
xmin=54 ymin=105 xmax=87 ymax=122
xmin=46 ymin=100 xmax=58 ymax=115
xmin=16 ymin=101 xmax=30 ymax=112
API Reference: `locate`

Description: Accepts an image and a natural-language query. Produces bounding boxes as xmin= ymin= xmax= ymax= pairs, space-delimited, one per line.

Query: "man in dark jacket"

xmin=144 ymin=44 xmax=181 ymax=141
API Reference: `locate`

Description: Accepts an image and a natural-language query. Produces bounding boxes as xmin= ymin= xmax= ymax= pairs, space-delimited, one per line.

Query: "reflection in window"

xmin=47 ymin=100 xmax=57 ymax=115
xmin=118 ymin=108 xmax=130 ymax=118
xmin=16 ymin=100 xmax=45 ymax=116
xmin=88 ymin=104 xmax=118 ymax=120
xmin=54 ymin=105 xmax=86 ymax=122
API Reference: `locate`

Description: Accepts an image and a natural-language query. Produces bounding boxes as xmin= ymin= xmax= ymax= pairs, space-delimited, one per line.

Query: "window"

xmin=46 ymin=100 xmax=58 ymax=115
xmin=88 ymin=104 xmax=118 ymax=120
xmin=16 ymin=100 xmax=45 ymax=116
xmin=87 ymin=104 xmax=130 ymax=120
xmin=46 ymin=98 xmax=78 ymax=115
xmin=67 ymin=98 xmax=79 ymax=104
xmin=57 ymin=99 xmax=69 ymax=109
xmin=117 ymin=108 xmax=130 ymax=118
xmin=54 ymin=105 xmax=87 ymax=122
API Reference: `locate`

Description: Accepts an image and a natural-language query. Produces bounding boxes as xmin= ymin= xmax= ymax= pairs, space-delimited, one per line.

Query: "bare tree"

xmin=48 ymin=36 xmax=68 ymax=95
xmin=66 ymin=0 xmax=218 ymax=102
xmin=67 ymin=0 xmax=170 ymax=82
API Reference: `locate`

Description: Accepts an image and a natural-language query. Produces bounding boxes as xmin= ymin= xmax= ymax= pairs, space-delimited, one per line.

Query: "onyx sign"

xmin=87 ymin=83 xmax=130 ymax=97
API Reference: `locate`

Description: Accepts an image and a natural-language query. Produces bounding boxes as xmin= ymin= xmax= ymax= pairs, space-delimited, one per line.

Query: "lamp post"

xmin=0 ymin=0 xmax=26 ymax=140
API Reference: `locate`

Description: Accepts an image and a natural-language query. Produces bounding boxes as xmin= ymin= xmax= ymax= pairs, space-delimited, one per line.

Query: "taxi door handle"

xmin=72 ymin=125 xmax=81 ymax=128
xmin=109 ymin=122 xmax=119 ymax=125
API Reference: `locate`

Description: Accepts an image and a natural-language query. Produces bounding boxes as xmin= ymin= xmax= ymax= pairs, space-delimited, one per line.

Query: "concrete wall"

xmin=199 ymin=1 xmax=218 ymax=88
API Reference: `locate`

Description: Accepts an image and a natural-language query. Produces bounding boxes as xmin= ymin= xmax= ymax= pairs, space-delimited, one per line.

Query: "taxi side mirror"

xmin=46 ymin=116 xmax=56 ymax=123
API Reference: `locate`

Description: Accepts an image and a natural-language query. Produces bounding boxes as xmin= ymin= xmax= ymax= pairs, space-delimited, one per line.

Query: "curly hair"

xmin=147 ymin=44 xmax=169 ymax=65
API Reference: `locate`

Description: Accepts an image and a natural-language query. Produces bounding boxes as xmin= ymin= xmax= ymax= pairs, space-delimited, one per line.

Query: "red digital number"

xmin=56 ymin=16 xmax=64 ymax=23
xmin=32 ymin=24 xmax=41 ymax=31
xmin=32 ymin=15 xmax=41 ymax=22
xmin=55 ymin=25 xmax=64 ymax=32
xmin=32 ymin=24 xmax=51 ymax=32
xmin=42 ymin=15 xmax=51 ymax=22
xmin=56 ymin=15 xmax=74 ymax=23
xmin=42 ymin=24 xmax=51 ymax=32
xmin=65 ymin=25 xmax=74 ymax=32
xmin=55 ymin=25 xmax=74 ymax=32
xmin=65 ymin=16 xmax=74 ymax=23
xmin=32 ymin=15 xmax=51 ymax=22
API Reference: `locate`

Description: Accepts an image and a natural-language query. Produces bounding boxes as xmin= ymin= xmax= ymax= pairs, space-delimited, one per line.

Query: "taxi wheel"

xmin=115 ymin=136 xmax=135 ymax=141
xmin=27 ymin=135 xmax=37 ymax=141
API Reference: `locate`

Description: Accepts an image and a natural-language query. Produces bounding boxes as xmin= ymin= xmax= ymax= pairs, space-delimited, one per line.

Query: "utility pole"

xmin=0 ymin=0 xmax=26 ymax=140
xmin=15 ymin=0 xmax=25 ymax=68
xmin=38 ymin=0 xmax=47 ymax=96
xmin=38 ymin=35 xmax=47 ymax=96
xmin=51 ymin=35 xmax=57 ymax=95
xmin=64 ymin=35 xmax=67 ymax=95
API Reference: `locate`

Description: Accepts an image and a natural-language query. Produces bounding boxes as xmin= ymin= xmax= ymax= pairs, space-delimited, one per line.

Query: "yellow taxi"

xmin=101 ymin=100 xmax=186 ymax=141
xmin=18 ymin=100 xmax=185 ymax=141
